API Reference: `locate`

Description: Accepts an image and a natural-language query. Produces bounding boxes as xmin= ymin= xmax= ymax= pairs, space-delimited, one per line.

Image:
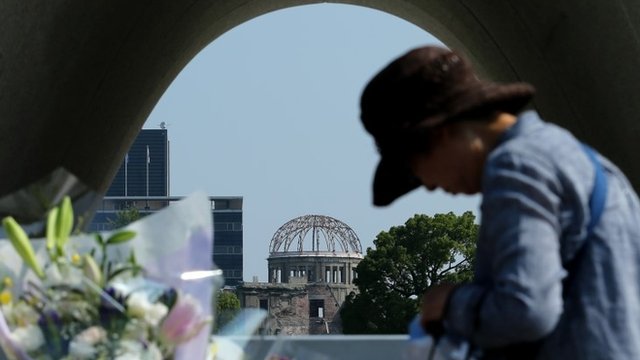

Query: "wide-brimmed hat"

xmin=360 ymin=46 xmax=535 ymax=206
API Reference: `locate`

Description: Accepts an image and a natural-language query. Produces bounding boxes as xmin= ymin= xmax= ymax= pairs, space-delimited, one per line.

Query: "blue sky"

xmin=144 ymin=4 xmax=480 ymax=282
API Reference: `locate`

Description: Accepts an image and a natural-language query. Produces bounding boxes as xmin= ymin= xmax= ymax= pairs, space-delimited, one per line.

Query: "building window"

xmin=309 ymin=299 xmax=324 ymax=318
xmin=259 ymin=299 xmax=268 ymax=310
xmin=214 ymin=222 xmax=243 ymax=232
xmin=213 ymin=246 xmax=227 ymax=254
xmin=216 ymin=200 xmax=229 ymax=210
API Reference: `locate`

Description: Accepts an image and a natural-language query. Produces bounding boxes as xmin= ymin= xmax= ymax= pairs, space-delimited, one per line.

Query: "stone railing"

xmin=209 ymin=335 xmax=409 ymax=359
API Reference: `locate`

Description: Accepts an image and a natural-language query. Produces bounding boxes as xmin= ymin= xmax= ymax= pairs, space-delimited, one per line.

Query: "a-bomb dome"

xmin=269 ymin=215 xmax=362 ymax=254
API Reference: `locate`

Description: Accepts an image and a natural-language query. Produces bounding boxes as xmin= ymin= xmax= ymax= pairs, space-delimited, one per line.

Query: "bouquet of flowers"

xmin=0 ymin=193 xmax=218 ymax=360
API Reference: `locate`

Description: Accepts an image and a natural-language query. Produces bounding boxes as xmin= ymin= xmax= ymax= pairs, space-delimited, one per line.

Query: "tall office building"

xmin=107 ymin=129 xmax=169 ymax=197
xmin=89 ymin=129 xmax=244 ymax=286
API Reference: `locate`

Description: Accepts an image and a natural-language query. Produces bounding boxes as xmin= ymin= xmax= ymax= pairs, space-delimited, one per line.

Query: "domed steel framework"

xmin=269 ymin=215 xmax=362 ymax=254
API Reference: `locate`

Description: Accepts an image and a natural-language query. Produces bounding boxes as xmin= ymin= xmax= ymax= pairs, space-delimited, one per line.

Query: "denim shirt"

xmin=444 ymin=111 xmax=640 ymax=359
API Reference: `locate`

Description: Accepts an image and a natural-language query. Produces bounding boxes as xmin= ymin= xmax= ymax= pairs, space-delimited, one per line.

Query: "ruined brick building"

xmin=237 ymin=215 xmax=363 ymax=335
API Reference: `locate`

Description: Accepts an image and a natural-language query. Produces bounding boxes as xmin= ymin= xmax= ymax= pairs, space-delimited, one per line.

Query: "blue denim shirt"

xmin=444 ymin=111 xmax=640 ymax=359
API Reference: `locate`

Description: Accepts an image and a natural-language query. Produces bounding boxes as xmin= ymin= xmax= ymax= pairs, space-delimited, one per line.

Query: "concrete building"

xmin=237 ymin=215 xmax=363 ymax=335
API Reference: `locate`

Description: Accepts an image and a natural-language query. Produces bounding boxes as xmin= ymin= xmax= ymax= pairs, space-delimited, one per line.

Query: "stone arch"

xmin=1 ymin=0 xmax=639 ymax=200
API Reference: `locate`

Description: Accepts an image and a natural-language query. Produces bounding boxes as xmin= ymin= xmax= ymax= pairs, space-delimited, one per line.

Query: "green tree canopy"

xmin=341 ymin=211 xmax=478 ymax=334
xmin=214 ymin=290 xmax=241 ymax=332
xmin=107 ymin=206 xmax=142 ymax=229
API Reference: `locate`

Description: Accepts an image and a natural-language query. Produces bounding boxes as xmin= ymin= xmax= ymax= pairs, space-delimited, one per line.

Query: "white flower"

xmin=144 ymin=343 xmax=163 ymax=360
xmin=3 ymin=302 xmax=39 ymax=327
xmin=44 ymin=264 xmax=64 ymax=285
xmin=208 ymin=337 xmax=245 ymax=360
xmin=44 ymin=263 xmax=83 ymax=288
xmin=115 ymin=340 xmax=163 ymax=360
xmin=114 ymin=340 xmax=143 ymax=360
xmin=10 ymin=325 xmax=44 ymax=352
xmin=75 ymin=326 xmax=106 ymax=345
xmin=18 ymin=303 xmax=40 ymax=322
xmin=126 ymin=292 xmax=168 ymax=326
xmin=68 ymin=340 xmax=98 ymax=359
xmin=67 ymin=326 xmax=106 ymax=359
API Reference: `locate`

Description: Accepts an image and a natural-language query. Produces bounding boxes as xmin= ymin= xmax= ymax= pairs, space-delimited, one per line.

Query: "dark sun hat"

xmin=360 ymin=46 xmax=535 ymax=206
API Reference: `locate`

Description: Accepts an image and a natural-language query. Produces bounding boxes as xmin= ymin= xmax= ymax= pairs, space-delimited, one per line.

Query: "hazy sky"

xmin=144 ymin=4 xmax=480 ymax=282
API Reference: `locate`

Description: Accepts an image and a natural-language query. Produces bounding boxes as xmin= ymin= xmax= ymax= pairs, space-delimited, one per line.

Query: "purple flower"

xmin=38 ymin=309 xmax=69 ymax=357
xmin=98 ymin=287 xmax=128 ymax=334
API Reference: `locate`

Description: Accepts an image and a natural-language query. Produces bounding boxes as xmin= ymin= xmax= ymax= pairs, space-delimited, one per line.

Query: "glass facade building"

xmin=89 ymin=129 xmax=244 ymax=286
xmin=107 ymin=129 xmax=169 ymax=197
xmin=89 ymin=196 xmax=244 ymax=286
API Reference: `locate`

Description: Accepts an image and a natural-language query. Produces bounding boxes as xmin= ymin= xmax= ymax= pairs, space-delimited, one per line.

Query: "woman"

xmin=359 ymin=45 xmax=640 ymax=359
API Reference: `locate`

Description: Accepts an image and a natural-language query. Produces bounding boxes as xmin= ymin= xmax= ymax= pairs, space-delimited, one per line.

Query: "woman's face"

xmin=409 ymin=123 xmax=486 ymax=195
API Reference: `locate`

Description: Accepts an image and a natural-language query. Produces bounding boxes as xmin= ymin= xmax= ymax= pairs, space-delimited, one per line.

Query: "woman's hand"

xmin=420 ymin=283 xmax=457 ymax=327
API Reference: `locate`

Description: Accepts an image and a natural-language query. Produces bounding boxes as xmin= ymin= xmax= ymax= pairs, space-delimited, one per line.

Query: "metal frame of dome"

xmin=269 ymin=215 xmax=362 ymax=254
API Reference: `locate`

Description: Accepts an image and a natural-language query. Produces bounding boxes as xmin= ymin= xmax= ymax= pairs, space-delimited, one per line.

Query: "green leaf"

xmin=107 ymin=265 xmax=142 ymax=282
xmin=94 ymin=234 xmax=105 ymax=247
xmin=128 ymin=250 xmax=137 ymax=265
xmin=105 ymin=230 xmax=136 ymax=245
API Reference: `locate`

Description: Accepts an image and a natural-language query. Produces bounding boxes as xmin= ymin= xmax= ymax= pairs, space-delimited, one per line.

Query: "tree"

xmin=214 ymin=291 xmax=241 ymax=332
xmin=341 ymin=212 xmax=478 ymax=334
xmin=108 ymin=206 xmax=142 ymax=229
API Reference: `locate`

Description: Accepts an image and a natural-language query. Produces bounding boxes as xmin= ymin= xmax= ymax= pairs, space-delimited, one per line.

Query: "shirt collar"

xmin=496 ymin=110 xmax=544 ymax=146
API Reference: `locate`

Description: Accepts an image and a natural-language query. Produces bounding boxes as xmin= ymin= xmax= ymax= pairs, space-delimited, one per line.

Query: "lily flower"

xmin=160 ymin=294 xmax=210 ymax=344
xmin=2 ymin=217 xmax=44 ymax=279
xmin=82 ymin=254 xmax=103 ymax=286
